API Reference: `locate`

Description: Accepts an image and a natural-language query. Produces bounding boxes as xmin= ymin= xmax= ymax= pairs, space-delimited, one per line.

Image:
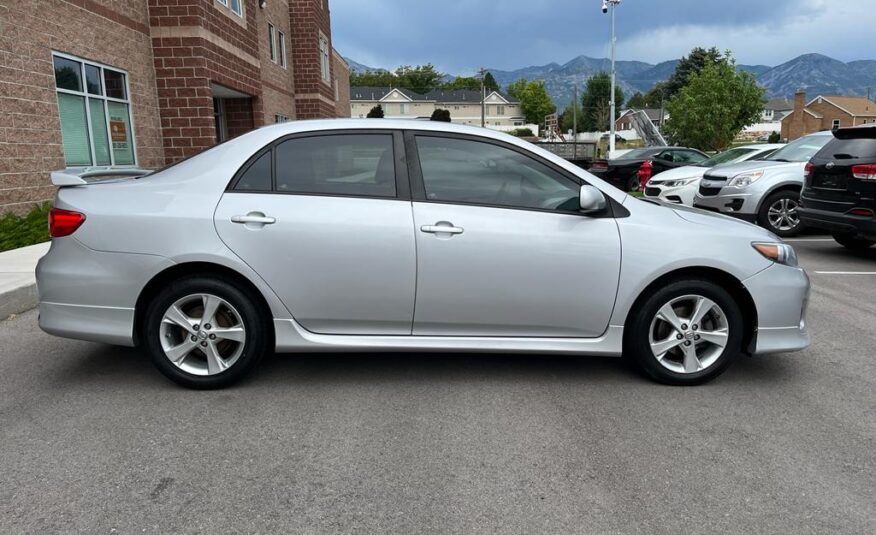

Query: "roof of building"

xmin=350 ymin=87 xmax=434 ymax=101
xmin=350 ymin=86 xmax=518 ymax=104
xmin=816 ymin=95 xmax=876 ymax=116
xmin=764 ymin=98 xmax=794 ymax=111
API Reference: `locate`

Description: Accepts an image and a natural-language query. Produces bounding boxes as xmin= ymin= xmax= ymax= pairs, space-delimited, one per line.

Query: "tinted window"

xmin=415 ymin=136 xmax=580 ymax=212
xmin=235 ymin=151 xmax=272 ymax=191
xmin=275 ymin=134 xmax=396 ymax=197
xmin=676 ymin=150 xmax=707 ymax=163
xmin=619 ymin=148 xmax=661 ymax=160
xmin=701 ymin=148 xmax=755 ymax=167
xmin=765 ymin=134 xmax=832 ymax=162
xmin=815 ymin=138 xmax=876 ymax=160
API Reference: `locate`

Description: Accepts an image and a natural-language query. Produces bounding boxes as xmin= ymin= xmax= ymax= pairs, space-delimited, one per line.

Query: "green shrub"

xmin=507 ymin=128 xmax=535 ymax=137
xmin=0 ymin=203 xmax=51 ymax=253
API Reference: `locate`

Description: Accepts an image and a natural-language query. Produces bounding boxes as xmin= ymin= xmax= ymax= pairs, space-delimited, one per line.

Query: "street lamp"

xmin=602 ymin=0 xmax=621 ymax=156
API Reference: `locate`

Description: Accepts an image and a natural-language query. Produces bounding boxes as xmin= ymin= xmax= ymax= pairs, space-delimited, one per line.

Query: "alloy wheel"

xmin=159 ymin=293 xmax=246 ymax=376
xmin=648 ymin=294 xmax=729 ymax=374
xmin=767 ymin=197 xmax=800 ymax=232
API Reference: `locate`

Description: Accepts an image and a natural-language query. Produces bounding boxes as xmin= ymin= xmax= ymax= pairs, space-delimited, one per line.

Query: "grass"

xmin=0 ymin=203 xmax=51 ymax=253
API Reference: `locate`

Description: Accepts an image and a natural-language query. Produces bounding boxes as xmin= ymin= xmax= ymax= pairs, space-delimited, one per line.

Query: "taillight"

xmin=591 ymin=161 xmax=608 ymax=171
xmin=804 ymin=162 xmax=814 ymax=179
xmin=852 ymin=164 xmax=876 ymax=180
xmin=637 ymin=160 xmax=653 ymax=190
xmin=849 ymin=208 xmax=874 ymax=217
xmin=48 ymin=208 xmax=86 ymax=237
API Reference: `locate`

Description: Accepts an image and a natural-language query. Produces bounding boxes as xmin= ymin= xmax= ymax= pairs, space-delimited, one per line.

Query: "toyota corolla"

xmin=37 ymin=120 xmax=810 ymax=388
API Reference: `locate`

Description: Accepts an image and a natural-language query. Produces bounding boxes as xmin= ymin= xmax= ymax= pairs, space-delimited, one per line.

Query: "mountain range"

xmin=347 ymin=53 xmax=876 ymax=110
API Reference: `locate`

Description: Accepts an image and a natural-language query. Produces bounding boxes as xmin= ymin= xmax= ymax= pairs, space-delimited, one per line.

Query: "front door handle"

xmin=420 ymin=223 xmax=464 ymax=235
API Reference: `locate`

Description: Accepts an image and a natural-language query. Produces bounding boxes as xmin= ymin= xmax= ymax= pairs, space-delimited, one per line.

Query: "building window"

xmin=319 ymin=34 xmax=330 ymax=83
xmin=400 ymin=103 xmax=407 ymax=115
xmin=832 ymin=119 xmax=841 ymax=129
xmin=275 ymin=114 xmax=290 ymax=123
xmin=497 ymin=105 xmax=505 ymax=116
xmin=52 ymin=52 xmax=135 ymax=167
xmin=278 ymin=31 xmax=286 ymax=68
xmin=268 ymin=24 xmax=276 ymax=62
xmin=229 ymin=0 xmax=243 ymax=17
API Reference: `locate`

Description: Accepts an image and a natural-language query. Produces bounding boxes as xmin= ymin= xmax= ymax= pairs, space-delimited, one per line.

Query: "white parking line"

xmin=814 ymin=271 xmax=876 ymax=275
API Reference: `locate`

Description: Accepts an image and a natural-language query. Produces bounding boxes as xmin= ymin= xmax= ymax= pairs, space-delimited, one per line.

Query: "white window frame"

xmin=52 ymin=50 xmax=137 ymax=167
xmin=229 ymin=0 xmax=243 ymax=17
xmin=319 ymin=34 xmax=330 ymax=83
xmin=832 ymin=119 xmax=841 ymax=129
xmin=278 ymin=31 xmax=287 ymax=68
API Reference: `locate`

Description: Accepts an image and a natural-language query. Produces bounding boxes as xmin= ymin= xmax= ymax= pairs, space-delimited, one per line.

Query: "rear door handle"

xmin=231 ymin=213 xmax=276 ymax=225
xmin=420 ymin=224 xmax=464 ymax=235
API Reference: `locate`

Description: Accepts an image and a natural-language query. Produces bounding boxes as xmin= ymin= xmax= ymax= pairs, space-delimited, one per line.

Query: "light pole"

xmin=602 ymin=0 xmax=621 ymax=156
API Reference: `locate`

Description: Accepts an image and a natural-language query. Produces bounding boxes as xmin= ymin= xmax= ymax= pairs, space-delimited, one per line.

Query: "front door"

xmin=408 ymin=134 xmax=622 ymax=337
xmin=214 ymin=131 xmax=417 ymax=335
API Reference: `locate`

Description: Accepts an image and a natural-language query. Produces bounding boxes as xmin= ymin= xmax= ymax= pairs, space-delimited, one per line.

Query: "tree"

xmin=580 ymin=72 xmax=625 ymax=132
xmin=768 ymin=131 xmax=781 ymax=143
xmin=506 ymin=79 xmax=556 ymax=126
xmin=483 ymin=72 xmax=500 ymax=93
xmin=430 ymin=108 xmax=451 ymax=122
xmin=508 ymin=128 xmax=535 ymax=137
xmin=643 ymin=82 xmax=668 ymax=108
xmin=394 ymin=64 xmax=444 ymax=92
xmin=442 ymin=76 xmax=481 ymax=91
xmin=664 ymin=47 xmax=725 ymax=99
xmin=626 ymin=92 xmax=647 ymax=109
xmin=559 ymin=100 xmax=584 ymax=134
xmin=663 ymin=55 xmax=765 ymax=151
xmin=366 ymin=105 xmax=384 ymax=118
xmin=350 ymin=70 xmax=396 ymax=88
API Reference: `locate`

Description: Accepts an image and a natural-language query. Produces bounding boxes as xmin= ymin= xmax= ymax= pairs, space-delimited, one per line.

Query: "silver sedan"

xmin=37 ymin=120 xmax=810 ymax=388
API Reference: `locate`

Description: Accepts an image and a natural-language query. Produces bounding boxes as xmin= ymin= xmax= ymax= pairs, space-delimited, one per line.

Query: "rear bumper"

xmin=39 ymin=302 xmax=135 ymax=347
xmin=798 ymin=206 xmax=876 ymax=238
xmin=743 ymin=263 xmax=811 ymax=355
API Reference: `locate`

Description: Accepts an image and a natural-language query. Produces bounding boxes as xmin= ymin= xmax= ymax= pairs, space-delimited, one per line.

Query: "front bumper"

xmin=694 ymin=189 xmax=758 ymax=222
xmin=644 ymin=183 xmax=696 ymax=206
xmin=743 ymin=263 xmax=811 ymax=355
xmin=798 ymin=206 xmax=876 ymax=239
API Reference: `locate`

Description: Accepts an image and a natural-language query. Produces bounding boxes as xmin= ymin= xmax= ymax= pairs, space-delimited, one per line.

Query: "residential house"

xmin=762 ymin=98 xmax=794 ymax=123
xmin=350 ymin=86 xmax=534 ymax=132
xmin=0 ymin=0 xmax=350 ymax=215
xmin=781 ymin=90 xmax=876 ymax=140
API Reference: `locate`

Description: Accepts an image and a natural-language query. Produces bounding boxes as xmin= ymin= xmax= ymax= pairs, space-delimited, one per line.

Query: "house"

xmin=350 ymin=86 xmax=533 ymax=132
xmin=781 ymin=90 xmax=876 ymax=140
xmin=616 ymin=108 xmax=669 ymax=131
xmin=762 ymin=98 xmax=794 ymax=123
xmin=0 ymin=0 xmax=350 ymax=215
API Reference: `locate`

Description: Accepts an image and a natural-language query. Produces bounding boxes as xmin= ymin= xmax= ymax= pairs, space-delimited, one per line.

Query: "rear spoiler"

xmin=50 ymin=167 xmax=153 ymax=186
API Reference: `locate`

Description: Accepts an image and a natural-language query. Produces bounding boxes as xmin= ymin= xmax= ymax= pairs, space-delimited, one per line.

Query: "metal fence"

xmin=532 ymin=141 xmax=597 ymax=163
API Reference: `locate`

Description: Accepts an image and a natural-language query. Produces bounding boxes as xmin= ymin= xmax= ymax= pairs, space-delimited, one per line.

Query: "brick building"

xmin=0 ymin=0 xmax=350 ymax=215
xmin=781 ymin=90 xmax=876 ymax=141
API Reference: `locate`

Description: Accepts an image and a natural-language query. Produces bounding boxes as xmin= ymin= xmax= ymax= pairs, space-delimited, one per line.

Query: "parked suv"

xmin=694 ymin=131 xmax=833 ymax=237
xmin=799 ymin=125 xmax=876 ymax=249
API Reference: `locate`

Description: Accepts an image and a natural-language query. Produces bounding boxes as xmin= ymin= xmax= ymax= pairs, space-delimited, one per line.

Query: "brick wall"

xmin=333 ymin=51 xmax=350 ymax=118
xmin=257 ymin=0 xmax=296 ymax=123
xmin=223 ymin=97 xmax=255 ymax=138
xmin=290 ymin=0 xmax=336 ymax=118
xmin=0 ymin=0 xmax=164 ymax=214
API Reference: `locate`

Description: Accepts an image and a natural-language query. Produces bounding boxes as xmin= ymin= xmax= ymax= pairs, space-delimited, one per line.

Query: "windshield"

xmin=764 ymin=135 xmax=832 ymax=162
xmin=617 ymin=148 xmax=659 ymax=160
xmin=701 ymin=148 xmax=755 ymax=167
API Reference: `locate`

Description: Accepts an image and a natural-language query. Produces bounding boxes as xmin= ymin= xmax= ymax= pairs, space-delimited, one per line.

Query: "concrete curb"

xmin=1 ymin=282 xmax=38 ymax=319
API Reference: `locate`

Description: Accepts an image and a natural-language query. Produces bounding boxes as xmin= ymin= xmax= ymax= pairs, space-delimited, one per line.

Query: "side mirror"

xmin=579 ymin=185 xmax=606 ymax=214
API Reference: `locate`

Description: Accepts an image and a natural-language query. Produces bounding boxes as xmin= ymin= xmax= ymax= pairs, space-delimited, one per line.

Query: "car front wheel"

xmin=833 ymin=233 xmax=876 ymax=250
xmin=759 ymin=191 xmax=803 ymax=237
xmin=625 ymin=279 xmax=744 ymax=385
xmin=143 ymin=276 xmax=269 ymax=389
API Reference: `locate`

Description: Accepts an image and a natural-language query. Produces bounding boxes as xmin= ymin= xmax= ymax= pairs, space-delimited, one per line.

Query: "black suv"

xmin=800 ymin=125 xmax=876 ymax=249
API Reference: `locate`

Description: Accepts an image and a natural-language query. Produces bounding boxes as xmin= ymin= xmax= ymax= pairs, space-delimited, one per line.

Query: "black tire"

xmin=143 ymin=276 xmax=269 ymax=389
xmin=624 ymin=278 xmax=744 ymax=386
xmin=832 ymin=233 xmax=876 ymax=250
xmin=758 ymin=190 xmax=804 ymax=237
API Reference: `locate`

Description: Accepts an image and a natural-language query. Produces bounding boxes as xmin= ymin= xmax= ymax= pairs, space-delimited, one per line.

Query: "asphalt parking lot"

xmin=1 ymin=238 xmax=874 ymax=534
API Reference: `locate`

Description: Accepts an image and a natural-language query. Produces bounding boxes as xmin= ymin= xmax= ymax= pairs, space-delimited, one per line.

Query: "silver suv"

xmin=693 ymin=131 xmax=833 ymax=237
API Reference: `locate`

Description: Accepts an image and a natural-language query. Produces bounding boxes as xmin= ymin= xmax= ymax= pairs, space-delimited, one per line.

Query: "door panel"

xmin=215 ymin=194 xmax=416 ymax=335
xmin=412 ymin=202 xmax=622 ymax=337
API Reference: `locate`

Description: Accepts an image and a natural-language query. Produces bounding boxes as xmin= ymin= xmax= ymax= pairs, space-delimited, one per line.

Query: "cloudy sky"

xmin=331 ymin=0 xmax=876 ymax=74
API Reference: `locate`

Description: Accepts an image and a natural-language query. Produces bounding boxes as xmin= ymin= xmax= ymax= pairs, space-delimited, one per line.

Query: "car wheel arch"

xmin=133 ymin=262 xmax=275 ymax=349
xmin=622 ymin=266 xmax=758 ymax=355
xmin=756 ymin=183 xmax=802 ymax=215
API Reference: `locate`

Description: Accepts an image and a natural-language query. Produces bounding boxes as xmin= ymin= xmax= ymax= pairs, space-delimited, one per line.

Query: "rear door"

xmin=214 ymin=130 xmax=417 ymax=335
xmin=406 ymin=132 xmax=621 ymax=337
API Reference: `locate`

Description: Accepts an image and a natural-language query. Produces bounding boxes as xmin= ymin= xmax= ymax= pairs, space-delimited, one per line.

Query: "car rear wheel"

xmin=759 ymin=191 xmax=803 ymax=237
xmin=626 ymin=175 xmax=641 ymax=192
xmin=832 ymin=233 xmax=876 ymax=250
xmin=625 ymin=279 xmax=743 ymax=386
xmin=143 ymin=276 xmax=269 ymax=389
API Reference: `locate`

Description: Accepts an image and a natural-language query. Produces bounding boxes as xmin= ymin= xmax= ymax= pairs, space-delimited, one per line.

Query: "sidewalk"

xmin=0 ymin=242 xmax=50 ymax=319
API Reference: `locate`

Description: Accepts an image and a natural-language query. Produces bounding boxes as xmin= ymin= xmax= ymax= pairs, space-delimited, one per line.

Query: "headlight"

xmin=664 ymin=177 xmax=700 ymax=187
xmin=752 ymin=242 xmax=798 ymax=267
xmin=728 ymin=170 xmax=765 ymax=188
